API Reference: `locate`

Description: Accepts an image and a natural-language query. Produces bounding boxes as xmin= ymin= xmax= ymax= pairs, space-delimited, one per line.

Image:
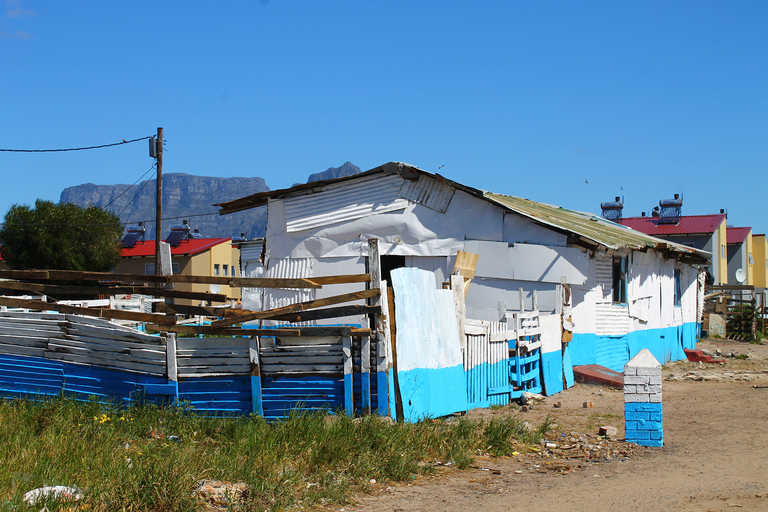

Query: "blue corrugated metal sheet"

xmin=261 ymin=376 xmax=344 ymax=419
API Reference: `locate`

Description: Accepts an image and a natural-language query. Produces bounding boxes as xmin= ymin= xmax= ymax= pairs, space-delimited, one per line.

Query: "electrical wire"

xmin=104 ymin=162 xmax=157 ymax=209
xmin=116 ymin=168 xmax=156 ymax=218
xmin=0 ymin=136 xmax=154 ymax=153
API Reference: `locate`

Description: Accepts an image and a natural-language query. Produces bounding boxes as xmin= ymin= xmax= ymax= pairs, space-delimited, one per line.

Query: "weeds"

xmin=0 ymin=397 xmax=552 ymax=511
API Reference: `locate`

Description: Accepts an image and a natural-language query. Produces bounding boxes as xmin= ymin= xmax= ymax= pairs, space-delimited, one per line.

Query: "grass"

xmin=0 ymin=397 xmax=552 ymax=511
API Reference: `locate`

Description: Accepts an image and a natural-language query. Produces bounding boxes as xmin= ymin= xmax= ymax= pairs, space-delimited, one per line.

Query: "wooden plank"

xmin=266 ymin=305 xmax=381 ymax=323
xmin=451 ymin=275 xmax=467 ymax=353
xmin=155 ymin=302 xmax=231 ymax=317
xmin=133 ymin=288 xmax=228 ymax=302
xmin=176 ymin=337 xmax=248 ymax=350
xmin=0 ymin=297 xmax=176 ymax=325
xmin=259 ymin=355 xmax=342 ymax=365
xmin=62 ymin=334 xmax=165 ymax=353
xmin=276 ymin=336 xmax=342 ymax=347
xmin=176 ymin=356 xmax=250 ymax=367
xmin=0 ymin=334 xmax=49 ymax=348
xmin=0 ymin=325 xmax=61 ymax=337
xmin=65 ymin=325 xmax=162 ymax=344
xmin=178 ymin=366 xmax=250 ymax=376
xmin=0 ymin=345 xmax=46 ymax=358
xmin=0 ymin=269 xmax=323 ymax=289
xmin=43 ymin=350 xmax=166 ymax=376
xmin=210 ymin=288 xmax=381 ymax=327
xmin=0 ymin=281 xmax=228 ymax=301
xmin=307 ymin=274 xmax=371 ymax=285
xmin=149 ymin=324 xmax=352 ymax=337
xmin=166 ymin=333 xmax=178 ymax=382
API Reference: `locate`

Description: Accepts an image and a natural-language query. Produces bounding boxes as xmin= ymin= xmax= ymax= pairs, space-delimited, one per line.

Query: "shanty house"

xmin=216 ymin=162 xmax=709 ymax=399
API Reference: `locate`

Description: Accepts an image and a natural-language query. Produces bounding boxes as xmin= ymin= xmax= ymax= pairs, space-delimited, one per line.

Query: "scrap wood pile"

xmin=0 ymin=269 xmax=378 ymax=338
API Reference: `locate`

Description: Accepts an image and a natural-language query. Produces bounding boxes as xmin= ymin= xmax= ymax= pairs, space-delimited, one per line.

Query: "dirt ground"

xmin=350 ymin=338 xmax=768 ymax=512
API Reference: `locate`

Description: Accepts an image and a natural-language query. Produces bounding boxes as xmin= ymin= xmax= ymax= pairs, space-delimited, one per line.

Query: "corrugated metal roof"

xmin=121 ymin=238 xmax=231 ymax=258
xmin=399 ymin=173 xmax=456 ymax=213
xmin=619 ymin=215 xmax=726 ymax=235
xmin=483 ymin=193 xmax=707 ymax=259
xmin=727 ymin=226 xmax=751 ymax=245
xmin=216 ymin=162 xmax=709 ymax=262
xmin=284 ymin=173 xmax=408 ymax=232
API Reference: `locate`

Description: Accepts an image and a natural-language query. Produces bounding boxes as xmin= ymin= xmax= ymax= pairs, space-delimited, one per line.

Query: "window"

xmin=213 ymin=264 xmax=220 ymax=276
xmin=749 ymin=253 xmax=754 ymax=265
xmin=223 ymin=264 xmax=229 ymax=277
xmin=673 ymin=268 xmax=682 ymax=307
xmin=612 ymin=256 xmax=627 ymax=304
xmin=721 ymin=245 xmax=726 ymax=260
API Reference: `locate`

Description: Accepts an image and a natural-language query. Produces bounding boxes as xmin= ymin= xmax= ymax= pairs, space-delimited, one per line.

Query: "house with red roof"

xmin=619 ymin=213 xmax=728 ymax=285
xmin=726 ymin=226 xmax=754 ymax=286
xmin=116 ymin=230 xmax=240 ymax=305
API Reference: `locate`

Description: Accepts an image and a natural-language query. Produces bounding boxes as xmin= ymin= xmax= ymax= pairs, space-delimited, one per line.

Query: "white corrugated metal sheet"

xmin=261 ymin=257 xmax=316 ymax=326
xmin=284 ymin=174 xmax=408 ymax=233
xmin=399 ymin=174 xmax=455 ymax=213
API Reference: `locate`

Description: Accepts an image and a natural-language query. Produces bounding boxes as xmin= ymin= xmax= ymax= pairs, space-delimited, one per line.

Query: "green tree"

xmin=0 ymin=200 xmax=123 ymax=271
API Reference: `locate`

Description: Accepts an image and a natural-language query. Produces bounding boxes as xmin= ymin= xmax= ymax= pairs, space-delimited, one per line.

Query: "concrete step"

xmin=572 ymin=365 xmax=623 ymax=388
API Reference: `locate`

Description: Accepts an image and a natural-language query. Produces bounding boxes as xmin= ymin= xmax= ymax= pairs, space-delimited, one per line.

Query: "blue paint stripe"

xmin=570 ymin=322 xmax=698 ymax=371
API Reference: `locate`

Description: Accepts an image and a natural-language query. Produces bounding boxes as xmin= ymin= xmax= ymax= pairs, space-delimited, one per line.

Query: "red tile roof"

xmin=726 ymin=227 xmax=751 ymax=245
xmin=121 ymin=238 xmax=232 ymax=258
xmin=619 ymin=214 xmax=726 ymax=236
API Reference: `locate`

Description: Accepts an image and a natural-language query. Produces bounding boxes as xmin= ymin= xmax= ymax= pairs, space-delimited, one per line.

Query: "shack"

xmin=216 ymin=162 xmax=709 ymax=386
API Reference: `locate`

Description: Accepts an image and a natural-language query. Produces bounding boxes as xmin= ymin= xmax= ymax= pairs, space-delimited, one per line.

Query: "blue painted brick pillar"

xmin=623 ymin=348 xmax=663 ymax=447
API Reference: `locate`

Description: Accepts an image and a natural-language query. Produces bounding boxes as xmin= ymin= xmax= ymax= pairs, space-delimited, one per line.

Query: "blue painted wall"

xmin=568 ymin=322 xmax=698 ymax=371
xmin=398 ymin=365 xmax=467 ymax=421
xmin=540 ymin=350 xmax=564 ymax=395
xmin=0 ymin=354 xmax=173 ymax=405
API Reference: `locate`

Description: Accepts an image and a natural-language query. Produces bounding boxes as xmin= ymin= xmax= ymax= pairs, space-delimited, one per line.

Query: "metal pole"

xmin=155 ymin=127 xmax=163 ymax=274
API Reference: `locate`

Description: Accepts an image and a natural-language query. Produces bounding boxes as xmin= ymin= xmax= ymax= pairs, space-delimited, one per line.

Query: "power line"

xmin=0 ymin=211 xmax=222 ymax=229
xmin=104 ymin=162 xmax=157 ymax=209
xmin=116 ymin=168 xmax=157 ymax=218
xmin=0 ymin=136 xmax=153 ymax=153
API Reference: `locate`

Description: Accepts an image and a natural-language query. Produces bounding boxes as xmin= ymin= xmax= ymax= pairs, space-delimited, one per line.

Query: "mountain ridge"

xmin=59 ymin=162 xmax=361 ymax=239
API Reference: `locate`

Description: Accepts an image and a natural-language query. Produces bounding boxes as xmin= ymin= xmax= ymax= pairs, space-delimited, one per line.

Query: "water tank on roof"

xmin=600 ymin=196 xmax=623 ymax=221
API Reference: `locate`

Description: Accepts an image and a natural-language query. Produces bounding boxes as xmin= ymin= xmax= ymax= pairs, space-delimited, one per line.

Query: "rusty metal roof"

xmin=619 ymin=215 xmax=726 ymax=235
xmin=484 ymin=193 xmax=708 ymax=261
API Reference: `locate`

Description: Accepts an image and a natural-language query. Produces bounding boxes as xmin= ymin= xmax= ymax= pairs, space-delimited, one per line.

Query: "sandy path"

xmin=351 ymin=339 xmax=768 ymax=512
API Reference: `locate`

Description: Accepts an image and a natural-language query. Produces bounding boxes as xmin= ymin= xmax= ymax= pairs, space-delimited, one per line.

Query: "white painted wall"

xmin=572 ymin=251 xmax=700 ymax=336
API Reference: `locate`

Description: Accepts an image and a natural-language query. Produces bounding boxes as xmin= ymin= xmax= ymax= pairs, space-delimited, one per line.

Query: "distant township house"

xmin=725 ymin=226 xmax=754 ymax=286
xmin=216 ymin=162 xmax=709 ymax=386
xmin=115 ymin=223 xmax=240 ymax=305
xmin=615 ymin=202 xmax=728 ymax=285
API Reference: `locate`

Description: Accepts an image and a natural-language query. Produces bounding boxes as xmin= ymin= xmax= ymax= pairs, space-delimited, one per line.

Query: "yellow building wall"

xmin=754 ymin=234 xmax=767 ymax=289
xmin=114 ymin=241 xmax=240 ymax=307
xmin=716 ymin=221 xmax=728 ymax=285
xmin=746 ymin=230 xmax=754 ymax=286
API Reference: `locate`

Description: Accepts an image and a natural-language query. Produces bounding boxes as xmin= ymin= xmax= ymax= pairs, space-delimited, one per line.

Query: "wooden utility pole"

xmin=155 ymin=127 xmax=163 ymax=274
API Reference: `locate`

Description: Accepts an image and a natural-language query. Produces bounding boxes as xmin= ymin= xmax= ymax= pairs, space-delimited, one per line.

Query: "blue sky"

xmin=2 ymin=1 xmax=766 ymax=235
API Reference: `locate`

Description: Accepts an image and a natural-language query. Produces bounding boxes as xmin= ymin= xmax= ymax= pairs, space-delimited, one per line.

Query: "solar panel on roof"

xmin=121 ymin=231 xmax=144 ymax=248
xmin=165 ymin=229 xmax=188 ymax=247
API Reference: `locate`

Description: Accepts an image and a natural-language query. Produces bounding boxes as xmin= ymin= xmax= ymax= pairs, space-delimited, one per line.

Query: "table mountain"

xmin=59 ymin=162 xmax=361 ymax=240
